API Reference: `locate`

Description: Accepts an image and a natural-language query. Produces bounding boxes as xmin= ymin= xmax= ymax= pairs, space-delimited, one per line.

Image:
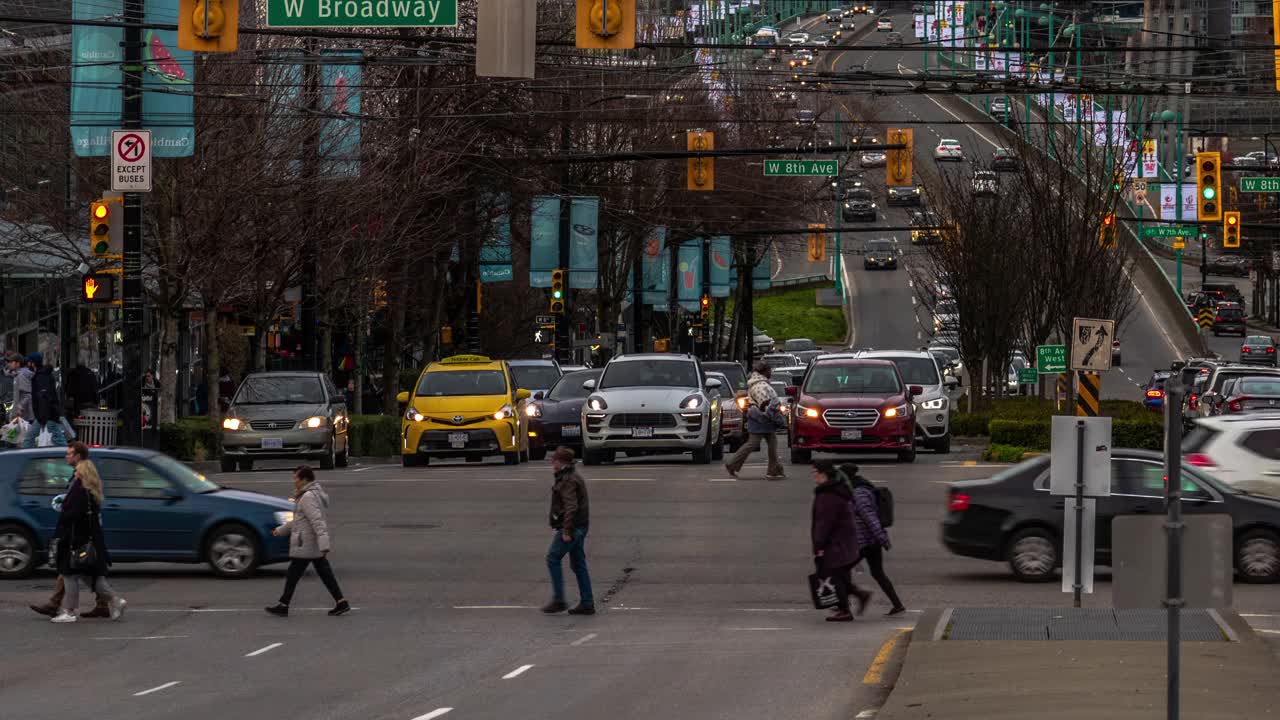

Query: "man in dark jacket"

xmin=22 ymin=353 xmax=67 ymax=448
xmin=542 ymin=446 xmax=594 ymax=616
xmin=811 ymin=460 xmax=863 ymax=622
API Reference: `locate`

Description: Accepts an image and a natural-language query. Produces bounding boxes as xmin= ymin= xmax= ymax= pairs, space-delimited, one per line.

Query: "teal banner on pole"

xmin=569 ymin=196 xmax=599 ymax=289
xmin=677 ymin=239 xmax=703 ymax=312
xmin=641 ymin=227 xmax=669 ymax=306
xmin=266 ymin=52 xmax=304 ymax=176
xmin=479 ymin=193 xmax=513 ymax=283
xmin=529 ymin=196 xmax=560 ymax=288
xmin=709 ymin=236 xmax=731 ymax=298
xmin=753 ymin=245 xmax=772 ymax=290
xmin=70 ymin=0 xmax=194 ymax=157
xmin=320 ymin=50 xmax=362 ymax=177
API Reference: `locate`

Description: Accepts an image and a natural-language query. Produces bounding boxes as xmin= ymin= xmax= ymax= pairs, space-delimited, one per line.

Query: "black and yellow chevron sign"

xmin=1076 ymin=372 xmax=1100 ymax=417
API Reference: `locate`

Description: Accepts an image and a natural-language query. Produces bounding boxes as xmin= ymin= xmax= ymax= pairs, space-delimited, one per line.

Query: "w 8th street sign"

xmin=267 ymin=0 xmax=457 ymax=26
xmin=764 ymin=159 xmax=838 ymax=177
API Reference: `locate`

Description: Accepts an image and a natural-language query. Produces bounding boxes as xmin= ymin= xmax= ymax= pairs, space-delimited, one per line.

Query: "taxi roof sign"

xmin=438 ymin=354 xmax=493 ymax=364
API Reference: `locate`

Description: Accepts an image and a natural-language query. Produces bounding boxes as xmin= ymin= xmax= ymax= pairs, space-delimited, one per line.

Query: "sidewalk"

xmin=877 ymin=608 xmax=1279 ymax=720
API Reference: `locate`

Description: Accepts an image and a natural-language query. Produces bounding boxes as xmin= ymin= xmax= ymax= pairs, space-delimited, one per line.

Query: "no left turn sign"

xmin=111 ymin=129 xmax=152 ymax=192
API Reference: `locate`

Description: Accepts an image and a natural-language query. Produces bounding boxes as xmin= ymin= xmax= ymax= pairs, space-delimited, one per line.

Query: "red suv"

xmin=786 ymin=357 xmax=920 ymax=464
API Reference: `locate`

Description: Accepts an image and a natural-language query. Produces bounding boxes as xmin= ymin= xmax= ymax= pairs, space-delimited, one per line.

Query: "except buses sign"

xmin=266 ymin=0 xmax=457 ymax=27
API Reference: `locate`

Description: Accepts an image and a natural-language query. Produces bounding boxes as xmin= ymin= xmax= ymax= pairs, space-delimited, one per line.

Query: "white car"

xmin=855 ymin=350 xmax=956 ymax=452
xmin=934 ymin=139 xmax=964 ymax=161
xmin=580 ymin=354 xmax=722 ymax=465
xmin=860 ymin=152 xmax=887 ymax=168
xmin=1184 ymin=415 xmax=1280 ymax=493
xmin=788 ymin=32 xmax=810 ymax=45
xmin=876 ymin=18 xmax=893 ymax=31
xmin=933 ymin=299 xmax=960 ymax=333
xmin=812 ymin=35 xmax=832 ymax=47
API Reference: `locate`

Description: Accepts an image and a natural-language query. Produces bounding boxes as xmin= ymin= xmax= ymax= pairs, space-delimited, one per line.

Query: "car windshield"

xmin=418 ymin=370 xmax=508 ymax=396
xmin=1214 ymin=370 xmax=1279 ymax=392
xmin=548 ymin=371 xmax=601 ymax=400
xmin=848 ymin=188 xmax=873 ymax=200
xmin=867 ymin=240 xmax=892 ymax=253
xmin=1246 ymin=336 xmax=1274 ymax=346
xmin=233 ymin=376 xmax=324 ymax=405
xmin=804 ymin=364 xmax=901 ymax=394
xmin=879 ymin=356 xmax=941 ymax=385
xmin=509 ymin=365 xmax=561 ymax=391
xmin=600 ymin=359 xmax=699 ymax=389
xmin=784 ymin=339 xmax=816 ymax=352
xmin=940 ymin=139 xmax=959 ymax=146
xmin=1219 ymin=308 xmax=1244 ymax=320
xmin=148 ymin=454 xmax=220 ymax=494
xmin=1239 ymin=379 xmax=1280 ymax=396
xmin=704 ymin=363 xmax=748 ymax=390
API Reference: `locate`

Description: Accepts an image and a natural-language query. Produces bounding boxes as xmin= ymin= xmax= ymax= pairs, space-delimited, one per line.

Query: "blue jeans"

xmin=22 ymin=420 xmax=67 ymax=448
xmin=546 ymin=527 xmax=593 ymax=605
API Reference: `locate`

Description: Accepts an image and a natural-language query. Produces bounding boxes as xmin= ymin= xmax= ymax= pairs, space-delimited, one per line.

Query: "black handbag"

xmin=70 ymin=498 xmax=100 ymax=572
xmin=808 ymin=572 xmax=840 ymax=609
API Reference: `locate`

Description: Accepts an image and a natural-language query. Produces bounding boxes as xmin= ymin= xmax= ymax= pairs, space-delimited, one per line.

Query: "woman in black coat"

xmin=53 ymin=460 xmax=125 ymax=623
xmin=811 ymin=460 xmax=863 ymax=622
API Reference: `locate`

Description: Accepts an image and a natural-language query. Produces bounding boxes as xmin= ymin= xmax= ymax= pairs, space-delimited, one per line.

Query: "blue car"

xmin=0 ymin=448 xmax=292 ymax=579
xmin=1143 ymin=371 xmax=1172 ymax=412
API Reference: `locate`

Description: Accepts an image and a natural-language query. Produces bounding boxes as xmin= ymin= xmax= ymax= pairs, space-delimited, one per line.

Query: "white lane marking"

xmin=708 ymin=477 xmax=738 ymax=482
xmin=1240 ymin=613 xmax=1280 ymax=618
xmin=245 ymin=642 xmax=283 ymax=658
xmin=92 ymin=635 xmax=187 ymax=641
xmin=454 ymin=605 xmax=534 ymax=610
xmin=856 ymin=711 xmax=879 ymax=719
xmin=728 ymin=627 xmax=791 ymax=631
xmin=589 ymin=478 xmax=656 ymax=482
xmin=133 ymin=681 xmax=181 ymax=697
xmin=611 ymin=606 xmax=656 ymax=611
xmin=895 ymin=64 xmax=998 ymax=150
xmin=126 ymin=606 xmax=357 ymax=613
xmin=411 ymin=710 xmax=454 ymax=720
xmin=351 ymin=466 xmax=377 ymax=473
xmin=571 ymin=632 xmax=598 ymax=646
xmin=503 ymin=664 xmax=535 ymax=680
xmin=1255 ymin=628 xmax=1280 ymax=635
xmin=739 ymin=608 xmax=807 ymax=613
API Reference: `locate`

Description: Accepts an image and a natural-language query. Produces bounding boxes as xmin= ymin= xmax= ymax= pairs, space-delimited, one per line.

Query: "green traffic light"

xmin=1203 ymin=187 xmax=1215 ymax=200
xmin=552 ymin=290 xmax=563 ymax=300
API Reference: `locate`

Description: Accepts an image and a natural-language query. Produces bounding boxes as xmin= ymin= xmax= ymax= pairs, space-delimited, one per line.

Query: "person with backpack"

xmin=22 ymin=353 xmax=67 ymax=448
xmin=840 ymin=463 xmax=905 ymax=616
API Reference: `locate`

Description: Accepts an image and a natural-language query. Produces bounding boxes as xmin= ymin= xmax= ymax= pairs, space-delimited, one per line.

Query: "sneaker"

xmin=328 ymin=600 xmax=351 ymax=616
xmin=109 ymin=596 xmax=127 ymax=621
xmin=567 ymin=604 xmax=596 ymax=616
xmin=765 ymin=473 xmax=786 ymax=481
xmin=540 ymin=601 xmax=568 ymax=614
xmin=51 ymin=610 xmax=77 ymax=624
xmin=82 ymin=606 xmax=111 ymax=619
xmin=29 ymin=604 xmax=57 ymax=618
xmin=265 ymin=603 xmax=289 ymax=617
xmin=826 ymin=610 xmax=854 ymax=622
xmin=885 ymin=605 xmax=907 ymax=617
xmin=724 ymin=464 xmax=738 ymax=478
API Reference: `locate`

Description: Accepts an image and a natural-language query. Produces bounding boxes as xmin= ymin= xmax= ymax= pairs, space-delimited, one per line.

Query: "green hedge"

xmin=157 ymin=416 xmax=219 ymax=462
xmin=950 ymin=412 xmax=992 ymax=437
xmin=950 ymin=399 xmax=1150 ymax=438
xmin=983 ymin=444 xmax=1040 ymax=463
xmin=988 ymin=416 xmax=1164 ymax=452
xmin=349 ymin=415 xmax=401 ymax=457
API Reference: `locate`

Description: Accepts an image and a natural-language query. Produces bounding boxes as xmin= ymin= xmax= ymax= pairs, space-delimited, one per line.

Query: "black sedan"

xmin=842 ymin=187 xmax=878 ymax=221
xmin=1205 ymin=255 xmax=1251 ymax=278
xmin=943 ymin=449 xmax=1280 ymax=583
xmin=886 ymin=185 xmax=924 ymax=206
xmin=526 ymin=369 xmax=601 ymax=460
xmin=1240 ymin=336 xmax=1279 ymax=366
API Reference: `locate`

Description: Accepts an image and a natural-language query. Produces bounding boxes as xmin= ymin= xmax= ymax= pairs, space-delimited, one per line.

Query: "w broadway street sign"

xmin=267 ymin=0 xmax=457 ymax=26
xmin=764 ymin=159 xmax=838 ymax=177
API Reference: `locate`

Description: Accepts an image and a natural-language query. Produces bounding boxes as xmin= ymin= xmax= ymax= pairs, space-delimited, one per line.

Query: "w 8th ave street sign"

xmin=764 ymin=160 xmax=838 ymax=177
xmin=1240 ymin=177 xmax=1280 ymax=193
xmin=267 ymin=0 xmax=457 ymax=27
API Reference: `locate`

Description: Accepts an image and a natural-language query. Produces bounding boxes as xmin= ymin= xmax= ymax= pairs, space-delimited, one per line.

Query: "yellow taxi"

xmin=396 ymin=354 xmax=531 ymax=467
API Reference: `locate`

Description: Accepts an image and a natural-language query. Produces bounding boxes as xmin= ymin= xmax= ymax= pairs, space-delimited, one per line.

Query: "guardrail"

xmin=767 ymin=273 xmax=831 ymax=289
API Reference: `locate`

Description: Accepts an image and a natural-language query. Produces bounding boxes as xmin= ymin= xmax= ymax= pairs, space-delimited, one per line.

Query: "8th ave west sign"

xmin=764 ymin=160 xmax=838 ymax=177
xmin=267 ymin=0 xmax=456 ymax=26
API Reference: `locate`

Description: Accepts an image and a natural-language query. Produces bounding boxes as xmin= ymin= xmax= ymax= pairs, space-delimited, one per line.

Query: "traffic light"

xmin=699 ymin=295 xmax=711 ymax=324
xmin=1098 ymin=213 xmax=1117 ymax=248
xmin=687 ymin=130 xmax=714 ymax=191
xmin=440 ymin=326 xmax=453 ymax=346
xmin=89 ymin=200 xmax=116 ymax=257
xmin=80 ymin=273 xmax=115 ymax=304
xmin=1223 ymin=211 xmax=1241 ymax=248
xmin=1111 ymin=173 xmax=1123 ymax=193
xmin=550 ymin=269 xmax=566 ymax=314
xmin=653 ymin=338 xmax=670 ymax=352
xmin=576 ymin=0 xmax=635 ymax=49
xmin=1196 ymin=151 xmax=1221 ymax=221
xmin=178 ymin=0 xmax=238 ymax=52
xmin=807 ymin=224 xmax=827 ymax=262
xmin=885 ymin=128 xmax=913 ymax=187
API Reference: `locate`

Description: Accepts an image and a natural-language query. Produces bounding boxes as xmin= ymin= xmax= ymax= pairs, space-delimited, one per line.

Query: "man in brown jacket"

xmin=542 ymin=446 xmax=594 ymax=616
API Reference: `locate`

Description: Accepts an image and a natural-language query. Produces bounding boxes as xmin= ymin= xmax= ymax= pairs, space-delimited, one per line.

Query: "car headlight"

xmin=525 ymin=403 xmax=541 ymax=418
xmin=405 ymin=406 xmax=425 ymax=422
xmin=921 ymin=397 xmax=947 ymax=410
xmin=883 ymin=404 xmax=910 ymax=418
xmin=798 ymin=404 xmax=820 ymax=419
xmin=273 ymin=511 xmax=294 ymax=525
xmin=680 ymin=394 xmax=705 ymax=410
xmin=587 ymin=396 xmax=608 ymax=411
xmin=494 ymin=405 xmax=515 ymax=420
xmin=222 ymin=417 xmax=243 ymax=431
xmin=299 ymin=415 xmax=329 ymax=429
xmin=736 ymin=396 xmax=748 ymax=410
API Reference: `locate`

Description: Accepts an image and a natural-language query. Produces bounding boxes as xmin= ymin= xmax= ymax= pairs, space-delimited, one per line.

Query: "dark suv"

xmin=1213 ymin=304 xmax=1247 ymax=337
xmin=787 ymin=357 xmax=919 ymax=463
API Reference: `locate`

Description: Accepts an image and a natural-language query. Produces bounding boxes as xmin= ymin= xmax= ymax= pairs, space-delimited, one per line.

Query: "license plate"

xmin=448 ymin=432 xmax=468 ymax=448
xmin=841 ymin=429 xmax=862 ymax=440
xmin=632 ymin=427 xmax=654 ymax=438
xmin=261 ymin=438 xmax=283 ymax=449
xmin=562 ymin=425 xmax=581 ymax=438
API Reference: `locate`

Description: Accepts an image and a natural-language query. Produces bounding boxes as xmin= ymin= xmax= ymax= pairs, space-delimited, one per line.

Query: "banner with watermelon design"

xmin=71 ymin=0 xmax=194 ymax=157
xmin=676 ymin=239 xmax=702 ymax=312
xmin=320 ymin=50 xmax=362 ymax=177
xmin=708 ymin=236 xmax=731 ymax=298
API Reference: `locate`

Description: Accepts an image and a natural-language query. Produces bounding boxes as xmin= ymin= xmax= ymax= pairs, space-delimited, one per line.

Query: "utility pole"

xmin=556 ymin=92 xmax=573 ymax=364
xmin=300 ymin=38 xmax=320 ymax=371
xmin=120 ymin=0 xmax=145 ymax=446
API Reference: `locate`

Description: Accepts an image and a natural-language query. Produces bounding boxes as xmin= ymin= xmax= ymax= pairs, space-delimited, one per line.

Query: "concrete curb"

xmin=188 ymin=455 xmax=400 ymax=475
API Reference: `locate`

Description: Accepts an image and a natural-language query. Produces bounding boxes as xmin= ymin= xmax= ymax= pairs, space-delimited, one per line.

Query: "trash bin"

xmin=74 ymin=409 xmax=120 ymax=448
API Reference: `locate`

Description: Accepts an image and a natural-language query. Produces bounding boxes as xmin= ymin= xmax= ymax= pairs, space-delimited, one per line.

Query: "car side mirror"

xmin=909 ymin=385 xmax=924 ymax=399
xmin=532 ymin=390 xmax=545 ymax=400
xmin=516 ymin=389 xmax=532 ymax=401
xmin=785 ymin=386 xmax=799 ymax=397
xmin=705 ymin=378 xmax=722 ymax=390
xmin=582 ymin=379 xmax=597 ymax=391
xmin=396 ymin=391 xmax=409 ymax=404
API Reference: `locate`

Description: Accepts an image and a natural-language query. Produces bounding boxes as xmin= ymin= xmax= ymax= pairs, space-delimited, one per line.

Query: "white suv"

xmin=855 ymin=350 xmax=957 ymax=453
xmin=1184 ymin=415 xmax=1280 ymax=493
xmin=580 ymin=354 xmax=723 ymax=465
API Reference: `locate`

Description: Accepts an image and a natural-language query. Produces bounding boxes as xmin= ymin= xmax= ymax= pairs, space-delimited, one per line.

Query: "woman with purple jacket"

xmin=841 ymin=463 xmax=906 ymax=616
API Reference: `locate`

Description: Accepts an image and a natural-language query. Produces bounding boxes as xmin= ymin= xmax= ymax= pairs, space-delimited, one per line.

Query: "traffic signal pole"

xmin=120 ymin=0 xmax=145 ymax=446
xmin=556 ymin=92 xmax=573 ymax=364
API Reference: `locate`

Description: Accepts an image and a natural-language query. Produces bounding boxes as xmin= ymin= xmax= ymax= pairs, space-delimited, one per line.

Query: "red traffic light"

xmin=1102 ymin=214 xmax=1114 ymax=227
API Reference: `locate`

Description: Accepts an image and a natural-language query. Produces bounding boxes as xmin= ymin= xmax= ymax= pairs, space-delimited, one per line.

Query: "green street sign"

xmin=1240 ymin=177 xmax=1280 ymax=193
xmin=1141 ymin=225 xmax=1197 ymax=239
xmin=764 ymin=159 xmax=838 ymax=177
xmin=1017 ymin=368 xmax=1038 ymax=385
xmin=266 ymin=0 xmax=457 ymax=27
xmin=1036 ymin=344 xmax=1067 ymax=374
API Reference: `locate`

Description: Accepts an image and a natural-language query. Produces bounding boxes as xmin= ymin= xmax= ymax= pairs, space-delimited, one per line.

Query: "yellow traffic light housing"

xmin=440 ymin=326 xmax=453 ymax=346
xmin=178 ymin=0 xmax=238 ymax=52
xmin=550 ymin=269 xmax=566 ymax=314
xmin=1196 ymin=151 xmax=1221 ymax=221
xmin=576 ymin=0 xmax=635 ymax=49
xmin=80 ymin=273 xmax=115 ymax=304
xmin=89 ymin=200 xmax=118 ymax=257
xmin=1099 ymin=213 xmax=1117 ymax=248
xmin=807 ymin=224 xmax=827 ymax=262
xmin=687 ymin=130 xmax=714 ymax=191
xmin=885 ymin=128 xmax=914 ymax=186
xmin=699 ymin=294 xmax=711 ymax=324
xmin=1223 ymin=211 xmax=1241 ymax=248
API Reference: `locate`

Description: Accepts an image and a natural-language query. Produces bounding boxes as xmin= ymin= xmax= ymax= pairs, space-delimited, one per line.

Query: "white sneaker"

xmin=51 ymin=610 xmax=77 ymax=624
xmin=110 ymin=596 xmax=127 ymax=621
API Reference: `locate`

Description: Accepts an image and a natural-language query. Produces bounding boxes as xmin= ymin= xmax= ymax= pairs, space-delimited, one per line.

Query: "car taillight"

xmin=1216 ymin=317 xmax=1223 ymax=323
xmin=1188 ymin=394 xmax=1199 ymax=410
xmin=949 ymin=493 xmax=970 ymax=511
xmin=1243 ymin=347 xmax=1251 ymax=353
xmin=1185 ymin=453 xmax=1217 ymax=469
xmin=1145 ymin=389 xmax=1163 ymax=399
xmin=1269 ymin=348 xmax=1276 ymax=354
xmin=1112 ymin=341 xmax=1120 ymax=348
xmin=1228 ymin=399 xmax=1243 ymax=412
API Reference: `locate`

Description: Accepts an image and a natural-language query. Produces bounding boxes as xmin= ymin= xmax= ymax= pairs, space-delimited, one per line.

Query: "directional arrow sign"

xmin=1070 ymin=317 xmax=1115 ymax=372
xmin=1036 ymin=344 xmax=1067 ymax=374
